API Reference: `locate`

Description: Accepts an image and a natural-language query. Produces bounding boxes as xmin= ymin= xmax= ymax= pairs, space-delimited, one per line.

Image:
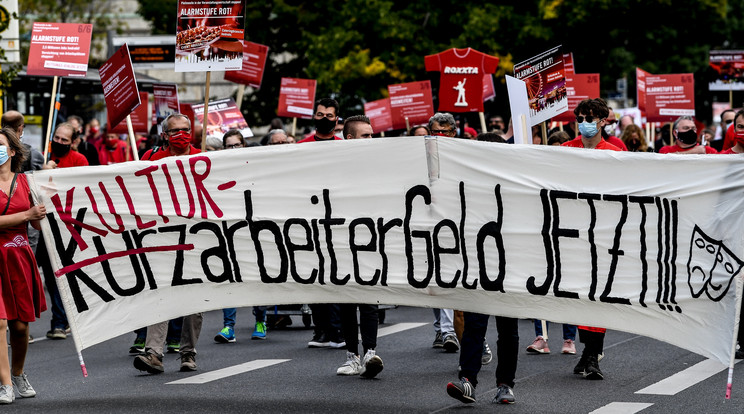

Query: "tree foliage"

xmin=136 ymin=0 xmax=743 ymax=126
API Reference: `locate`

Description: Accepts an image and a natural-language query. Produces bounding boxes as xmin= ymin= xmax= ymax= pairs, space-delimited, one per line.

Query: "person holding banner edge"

xmin=561 ymin=98 xmax=622 ymax=380
xmin=133 ymin=113 xmax=203 ymax=374
xmin=0 ymin=128 xmax=48 ymax=403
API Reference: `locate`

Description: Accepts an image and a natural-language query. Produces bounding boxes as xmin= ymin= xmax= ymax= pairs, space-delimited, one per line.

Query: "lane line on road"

xmin=635 ymin=358 xmax=741 ymax=395
xmin=166 ymin=359 xmax=290 ymax=385
xmin=589 ymin=402 xmax=654 ymax=413
xmin=377 ymin=322 xmax=428 ymax=338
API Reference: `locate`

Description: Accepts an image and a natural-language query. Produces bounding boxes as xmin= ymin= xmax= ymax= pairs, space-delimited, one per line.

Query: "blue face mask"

xmin=0 ymin=146 xmax=8 ymax=166
xmin=578 ymin=121 xmax=599 ymax=138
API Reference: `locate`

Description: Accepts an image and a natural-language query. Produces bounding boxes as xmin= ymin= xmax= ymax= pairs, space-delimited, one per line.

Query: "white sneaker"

xmin=360 ymin=349 xmax=384 ymax=378
xmin=0 ymin=385 xmax=14 ymax=404
xmin=336 ymin=352 xmax=362 ymax=375
xmin=11 ymin=373 xmax=35 ymax=398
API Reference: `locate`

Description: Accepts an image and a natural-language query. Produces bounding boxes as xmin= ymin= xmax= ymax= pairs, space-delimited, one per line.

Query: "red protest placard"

xmin=27 ymin=22 xmax=93 ymax=77
xmin=425 ymin=48 xmax=499 ymax=113
xmin=100 ymin=44 xmax=141 ymax=128
xmin=192 ymin=98 xmax=253 ymax=138
xmin=514 ymin=45 xmax=568 ymax=126
xmin=277 ymin=78 xmax=317 ymax=119
xmin=111 ymin=92 xmax=149 ymax=134
xmin=482 ymin=74 xmax=496 ymax=102
xmin=175 ymin=0 xmax=245 ymax=72
xmin=708 ymin=50 xmax=744 ymax=91
xmin=224 ymin=41 xmax=269 ymax=89
xmin=364 ymin=98 xmax=393 ymax=133
xmin=644 ymin=73 xmax=695 ymax=122
xmin=153 ymin=83 xmax=180 ymax=124
xmin=636 ymin=68 xmax=649 ymax=113
xmin=388 ymin=80 xmax=435 ymax=130
xmin=563 ymin=53 xmax=575 ymax=75
xmin=552 ymin=73 xmax=600 ymax=122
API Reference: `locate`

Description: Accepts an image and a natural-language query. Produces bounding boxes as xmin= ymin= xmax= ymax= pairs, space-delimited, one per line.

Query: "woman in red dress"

xmin=0 ymin=128 xmax=47 ymax=404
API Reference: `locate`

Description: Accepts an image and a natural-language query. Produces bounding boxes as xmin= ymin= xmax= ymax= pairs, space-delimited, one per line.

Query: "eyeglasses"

xmin=725 ymin=119 xmax=734 ymax=125
xmin=225 ymin=143 xmax=243 ymax=149
xmin=165 ymin=128 xmax=190 ymax=136
xmin=576 ymin=115 xmax=596 ymax=123
xmin=315 ymin=112 xmax=337 ymax=120
xmin=431 ymin=129 xmax=453 ymax=135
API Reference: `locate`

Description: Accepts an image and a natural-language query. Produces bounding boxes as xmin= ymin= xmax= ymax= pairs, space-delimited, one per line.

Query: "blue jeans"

xmin=458 ymin=313 xmax=519 ymax=388
xmin=533 ymin=320 xmax=577 ymax=341
xmin=222 ymin=306 xmax=267 ymax=327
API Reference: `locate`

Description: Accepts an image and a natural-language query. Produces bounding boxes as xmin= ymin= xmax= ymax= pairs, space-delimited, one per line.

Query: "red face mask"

xmin=169 ymin=131 xmax=192 ymax=152
xmin=735 ymin=130 xmax=744 ymax=147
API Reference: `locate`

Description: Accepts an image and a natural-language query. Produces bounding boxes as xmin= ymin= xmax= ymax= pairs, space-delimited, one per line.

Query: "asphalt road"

xmin=7 ymin=305 xmax=744 ymax=413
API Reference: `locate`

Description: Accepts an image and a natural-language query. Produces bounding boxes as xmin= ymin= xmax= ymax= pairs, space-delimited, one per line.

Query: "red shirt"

xmin=98 ymin=140 xmax=131 ymax=164
xmin=659 ymin=145 xmax=718 ymax=154
xmin=719 ymin=148 xmax=738 ymax=154
xmin=296 ymin=135 xmax=342 ymax=143
xmin=562 ymin=139 xmax=621 ymax=151
xmin=425 ymin=48 xmax=499 ymax=113
xmin=141 ymin=145 xmax=201 ymax=160
xmin=51 ymin=150 xmax=89 ymax=168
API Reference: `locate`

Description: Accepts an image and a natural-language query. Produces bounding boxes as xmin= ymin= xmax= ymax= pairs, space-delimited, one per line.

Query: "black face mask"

xmin=314 ymin=117 xmax=336 ymax=135
xmin=627 ymin=140 xmax=641 ymax=151
xmin=676 ymin=129 xmax=697 ymax=146
xmin=51 ymin=140 xmax=71 ymax=157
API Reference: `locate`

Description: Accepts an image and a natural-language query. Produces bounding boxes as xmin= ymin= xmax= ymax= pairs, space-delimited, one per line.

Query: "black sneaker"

xmin=582 ymin=355 xmax=604 ymax=380
xmin=432 ymin=332 xmax=444 ymax=348
xmin=493 ymin=384 xmax=515 ymax=404
xmin=573 ymin=353 xmax=589 ymax=375
xmin=442 ymin=333 xmax=460 ymax=353
xmin=308 ymin=332 xmax=330 ymax=348
xmin=446 ymin=377 xmax=475 ymax=403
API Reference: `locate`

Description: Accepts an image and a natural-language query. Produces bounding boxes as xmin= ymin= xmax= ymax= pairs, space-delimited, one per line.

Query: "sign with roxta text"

xmin=425 ymin=48 xmax=499 ymax=113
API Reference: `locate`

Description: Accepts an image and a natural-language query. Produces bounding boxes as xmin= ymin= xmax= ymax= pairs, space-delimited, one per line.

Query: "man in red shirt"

xmin=658 ymin=116 xmax=718 ymax=154
xmin=134 ymin=113 xmax=203 ymax=374
xmin=43 ymin=123 xmax=89 ymax=170
xmin=561 ymin=98 xmax=621 ymax=380
xmin=297 ymin=98 xmax=344 ymax=143
xmin=141 ymin=113 xmax=200 ymax=160
xmin=98 ymin=130 xmax=132 ymax=164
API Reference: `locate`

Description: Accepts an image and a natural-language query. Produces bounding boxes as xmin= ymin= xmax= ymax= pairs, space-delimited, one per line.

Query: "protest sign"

xmin=100 ymin=44 xmax=141 ymax=129
xmin=482 ymin=74 xmax=496 ymax=102
xmin=192 ymin=98 xmax=253 ymax=138
xmin=425 ymin=48 xmax=499 ymax=113
xmin=224 ymin=41 xmax=269 ymax=89
xmin=552 ymin=73 xmax=600 ymax=123
xmin=505 ymin=75 xmax=531 ymax=144
xmin=153 ymin=83 xmax=180 ymax=127
xmin=175 ymin=0 xmax=244 ymax=72
xmin=364 ymin=98 xmax=393 ymax=134
xmin=277 ymin=78 xmax=317 ymax=119
xmin=644 ymin=73 xmax=695 ymax=122
xmin=636 ymin=68 xmax=650 ymax=113
xmin=111 ymin=92 xmax=149 ymax=135
xmin=0 ymin=0 xmax=20 ymax=62
xmin=709 ymin=50 xmax=744 ymax=91
xmin=27 ymin=22 xmax=93 ymax=77
xmin=31 ymin=138 xmax=744 ymax=371
xmin=513 ymin=46 xmax=568 ymax=126
xmin=563 ymin=52 xmax=575 ymax=75
xmin=388 ymin=80 xmax=435 ymax=130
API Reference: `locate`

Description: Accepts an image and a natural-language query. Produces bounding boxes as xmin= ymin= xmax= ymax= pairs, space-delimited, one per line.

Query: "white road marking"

xmin=166 ymin=359 xmax=290 ymax=385
xmin=376 ymin=322 xmax=428 ymax=338
xmin=635 ymin=358 xmax=740 ymax=395
xmin=589 ymin=402 xmax=654 ymax=413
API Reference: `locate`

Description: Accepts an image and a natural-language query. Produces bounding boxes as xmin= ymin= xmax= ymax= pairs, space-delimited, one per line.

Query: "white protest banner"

xmin=505 ymin=75 xmax=531 ymax=144
xmin=30 ymin=139 xmax=744 ymax=369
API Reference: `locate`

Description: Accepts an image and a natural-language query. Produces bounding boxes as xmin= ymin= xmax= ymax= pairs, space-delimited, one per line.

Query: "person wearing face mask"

xmin=97 ymin=129 xmax=132 ymax=165
xmin=140 ymin=113 xmax=200 ymax=160
xmin=1 ymin=111 xmax=43 ymax=173
xmin=658 ymin=116 xmax=718 ymax=154
xmin=134 ymin=113 xmax=203 ymax=375
xmin=561 ymin=98 xmax=622 ymax=381
xmin=599 ymin=108 xmax=627 ymax=150
xmin=0 ymin=128 xmax=48 ymax=403
xmin=719 ymin=108 xmax=744 ymax=155
xmin=297 ymin=98 xmax=343 ymax=143
xmin=620 ymin=124 xmax=651 ymax=152
xmin=713 ymin=109 xmax=735 ymax=152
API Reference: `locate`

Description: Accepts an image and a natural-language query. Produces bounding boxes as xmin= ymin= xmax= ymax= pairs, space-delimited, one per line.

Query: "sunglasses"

xmin=576 ymin=115 xmax=597 ymax=123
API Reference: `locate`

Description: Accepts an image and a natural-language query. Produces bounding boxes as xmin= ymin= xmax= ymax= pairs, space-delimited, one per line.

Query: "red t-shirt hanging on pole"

xmin=425 ymin=48 xmax=499 ymax=113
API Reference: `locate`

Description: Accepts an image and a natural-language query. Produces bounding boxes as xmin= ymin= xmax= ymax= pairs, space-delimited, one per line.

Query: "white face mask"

xmin=604 ymin=124 xmax=616 ymax=136
xmin=334 ymin=132 xmax=343 ymax=139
